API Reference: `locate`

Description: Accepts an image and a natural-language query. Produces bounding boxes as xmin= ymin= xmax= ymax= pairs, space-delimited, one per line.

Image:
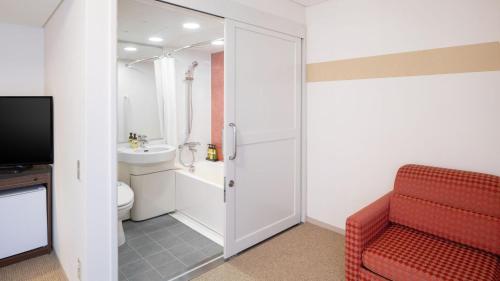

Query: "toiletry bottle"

xmin=212 ymin=145 xmax=219 ymax=161
xmin=132 ymin=133 xmax=138 ymax=149
xmin=206 ymin=144 xmax=213 ymax=161
xmin=128 ymin=133 xmax=134 ymax=148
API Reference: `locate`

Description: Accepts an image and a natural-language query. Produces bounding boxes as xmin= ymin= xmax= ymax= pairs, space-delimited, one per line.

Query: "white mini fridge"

xmin=0 ymin=185 xmax=48 ymax=259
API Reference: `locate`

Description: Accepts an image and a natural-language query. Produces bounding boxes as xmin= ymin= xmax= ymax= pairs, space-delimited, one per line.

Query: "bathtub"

xmin=174 ymin=161 xmax=224 ymax=239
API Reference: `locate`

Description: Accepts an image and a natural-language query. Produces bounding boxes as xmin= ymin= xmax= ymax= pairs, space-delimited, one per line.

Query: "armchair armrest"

xmin=345 ymin=192 xmax=392 ymax=281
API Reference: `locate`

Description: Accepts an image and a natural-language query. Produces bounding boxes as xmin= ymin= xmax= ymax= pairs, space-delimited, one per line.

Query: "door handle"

xmin=228 ymin=123 xmax=237 ymax=160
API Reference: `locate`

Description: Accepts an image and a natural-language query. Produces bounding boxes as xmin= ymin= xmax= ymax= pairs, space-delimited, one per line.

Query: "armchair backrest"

xmin=389 ymin=164 xmax=500 ymax=254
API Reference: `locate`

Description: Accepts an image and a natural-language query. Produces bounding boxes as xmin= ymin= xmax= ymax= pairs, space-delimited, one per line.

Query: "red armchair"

xmin=346 ymin=164 xmax=500 ymax=281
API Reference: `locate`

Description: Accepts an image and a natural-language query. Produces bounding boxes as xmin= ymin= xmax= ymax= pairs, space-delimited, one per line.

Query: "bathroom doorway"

xmin=115 ymin=0 xmax=305 ymax=279
xmin=116 ymin=1 xmax=225 ymax=279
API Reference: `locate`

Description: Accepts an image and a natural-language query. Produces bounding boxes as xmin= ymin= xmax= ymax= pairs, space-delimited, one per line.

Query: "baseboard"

xmin=306 ymin=216 xmax=345 ymax=236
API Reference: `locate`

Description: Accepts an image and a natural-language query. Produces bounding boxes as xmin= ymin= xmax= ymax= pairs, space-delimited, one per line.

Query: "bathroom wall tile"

xmin=120 ymin=259 xmax=153 ymax=278
xmin=211 ymin=51 xmax=224 ymax=161
xmin=145 ymin=251 xmax=177 ymax=268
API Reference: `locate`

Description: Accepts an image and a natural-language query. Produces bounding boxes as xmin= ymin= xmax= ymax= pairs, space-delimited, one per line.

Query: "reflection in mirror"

xmin=117 ymin=44 xmax=163 ymax=142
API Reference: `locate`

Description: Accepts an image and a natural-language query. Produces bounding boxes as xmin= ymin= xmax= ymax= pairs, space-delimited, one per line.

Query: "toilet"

xmin=117 ymin=181 xmax=134 ymax=246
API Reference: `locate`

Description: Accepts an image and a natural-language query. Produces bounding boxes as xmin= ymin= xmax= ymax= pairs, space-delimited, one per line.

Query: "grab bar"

xmin=229 ymin=123 xmax=237 ymax=160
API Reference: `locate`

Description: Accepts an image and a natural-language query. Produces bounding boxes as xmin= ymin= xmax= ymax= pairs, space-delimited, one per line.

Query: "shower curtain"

xmin=154 ymin=57 xmax=178 ymax=147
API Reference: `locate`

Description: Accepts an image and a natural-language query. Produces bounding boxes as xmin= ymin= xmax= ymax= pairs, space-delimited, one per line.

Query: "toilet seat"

xmin=117 ymin=181 xmax=134 ymax=208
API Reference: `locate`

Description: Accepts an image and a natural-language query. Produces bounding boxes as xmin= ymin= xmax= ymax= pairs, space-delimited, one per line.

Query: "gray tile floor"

xmin=119 ymin=214 xmax=223 ymax=281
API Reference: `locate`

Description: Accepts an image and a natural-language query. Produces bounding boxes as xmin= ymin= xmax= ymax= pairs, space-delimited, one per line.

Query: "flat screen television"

xmin=0 ymin=97 xmax=53 ymax=171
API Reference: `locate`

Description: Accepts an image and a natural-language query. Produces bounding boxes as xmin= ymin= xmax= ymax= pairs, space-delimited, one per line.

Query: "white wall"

xmin=306 ymin=0 xmax=500 ymax=230
xmin=228 ymin=0 xmax=305 ymax=24
xmin=117 ymin=60 xmax=161 ymax=142
xmin=45 ymin=0 xmax=116 ymax=280
xmin=0 ymin=23 xmax=44 ymax=96
xmin=160 ymin=0 xmax=305 ymax=38
xmin=44 ymin=0 xmax=85 ymax=278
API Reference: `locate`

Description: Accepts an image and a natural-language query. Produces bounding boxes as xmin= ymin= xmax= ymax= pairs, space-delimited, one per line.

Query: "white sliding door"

xmin=224 ymin=19 xmax=302 ymax=258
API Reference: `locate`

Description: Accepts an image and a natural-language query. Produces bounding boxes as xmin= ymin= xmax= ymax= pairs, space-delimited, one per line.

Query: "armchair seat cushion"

xmin=362 ymin=224 xmax=500 ymax=281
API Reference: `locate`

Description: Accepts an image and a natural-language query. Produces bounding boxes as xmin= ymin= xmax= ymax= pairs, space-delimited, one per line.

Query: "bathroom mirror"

xmin=117 ymin=43 xmax=163 ymax=142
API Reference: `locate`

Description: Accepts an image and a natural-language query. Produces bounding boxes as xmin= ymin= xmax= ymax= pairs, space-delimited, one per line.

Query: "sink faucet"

xmin=137 ymin=134 xmax=148 ymax=148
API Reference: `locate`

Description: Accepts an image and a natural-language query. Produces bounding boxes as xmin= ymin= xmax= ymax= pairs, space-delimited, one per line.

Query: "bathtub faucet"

xmin=178 ymin=142 xmax=201 ymax=169
xmin=179 ymin=142 xmax=201 ymax=152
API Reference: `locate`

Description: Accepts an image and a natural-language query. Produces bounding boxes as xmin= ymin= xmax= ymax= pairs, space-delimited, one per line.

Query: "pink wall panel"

xmin=211 ymin=51 xmax=224 ymax=161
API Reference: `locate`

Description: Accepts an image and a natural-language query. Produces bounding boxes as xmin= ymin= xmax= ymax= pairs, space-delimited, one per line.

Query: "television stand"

xmin=0 ymin=165 xmax=52 ymax=267
xmin=0 ymin=165 xmax=34 ymax=174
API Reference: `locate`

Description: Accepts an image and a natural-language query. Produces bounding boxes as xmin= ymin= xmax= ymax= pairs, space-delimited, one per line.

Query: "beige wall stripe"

xmin=307 ymin=42 xmax=500 ymax=82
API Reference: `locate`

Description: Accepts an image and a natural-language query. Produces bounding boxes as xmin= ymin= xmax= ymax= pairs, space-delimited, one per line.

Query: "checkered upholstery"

xmin=359 ymin=268 xmax=390 ymax=281
xmin=390 ymin=165 xmax=500 ymax=254
xmin=390 ymin=193 xmax=500 ymax=254
xmin=345 ymin=192 xmax=392 ymax=281
xmin=394 ymin=164 xmax=500 ymax=217
xmin=345 ymin=164 xmax=500 ymax=281
xmin=362 ymin=224 xmax=500 ymax=281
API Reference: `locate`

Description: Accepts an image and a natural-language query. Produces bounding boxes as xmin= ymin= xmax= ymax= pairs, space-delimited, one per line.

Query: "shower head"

xmin=185 ymin=61 xmax=198 ymax=80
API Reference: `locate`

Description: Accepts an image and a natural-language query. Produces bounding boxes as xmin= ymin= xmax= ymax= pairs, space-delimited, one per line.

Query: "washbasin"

xmin=118 ymin=144 xmax=176 ymax=165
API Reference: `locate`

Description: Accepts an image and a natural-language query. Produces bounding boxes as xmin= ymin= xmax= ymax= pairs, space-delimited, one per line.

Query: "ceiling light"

xmin=211 ymin=39 xmax=224 ymax=46
xmin=148 ymin=36 xmax=164 ymax=42
xmin=123 ymin=46 xmax=137 ymax=52
xmin=183 ymin=22 xmax=200 ymax=29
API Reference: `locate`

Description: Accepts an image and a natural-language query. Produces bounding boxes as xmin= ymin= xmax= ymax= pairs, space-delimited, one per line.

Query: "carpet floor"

xmin=0 ymin=253 xmax=67 ymax=281
xmin=194 ymin=223 xmax=345 ymax=281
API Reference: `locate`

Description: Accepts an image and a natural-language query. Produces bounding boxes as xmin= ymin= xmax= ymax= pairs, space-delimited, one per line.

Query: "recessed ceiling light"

xmin=148 ymin=36 xmax=164 ymax=42
xmin=123 ymin=46 xmax=137 ymax=52
xmin=211 ymin=39 xmax=224 ymax=46
xmin=183 ymin=22 xmax=200 ymax=29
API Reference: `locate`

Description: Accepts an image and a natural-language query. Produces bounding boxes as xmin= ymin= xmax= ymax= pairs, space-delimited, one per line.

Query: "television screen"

xmin=0 ymin=97 xmax=53 ymax=166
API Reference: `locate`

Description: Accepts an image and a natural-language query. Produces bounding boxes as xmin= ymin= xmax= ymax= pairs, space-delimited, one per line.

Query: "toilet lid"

xmin=117 ymin=182 xmax=134 ymax=207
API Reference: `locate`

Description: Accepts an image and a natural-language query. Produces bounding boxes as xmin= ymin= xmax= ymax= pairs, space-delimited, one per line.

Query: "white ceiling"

xmin=289 ymin=0 xmax=328 ymax=7
xmin=118 ymin=0 xmax=224 ymax=60
xmin=0 ymin=0 xmax=61 ymax=27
